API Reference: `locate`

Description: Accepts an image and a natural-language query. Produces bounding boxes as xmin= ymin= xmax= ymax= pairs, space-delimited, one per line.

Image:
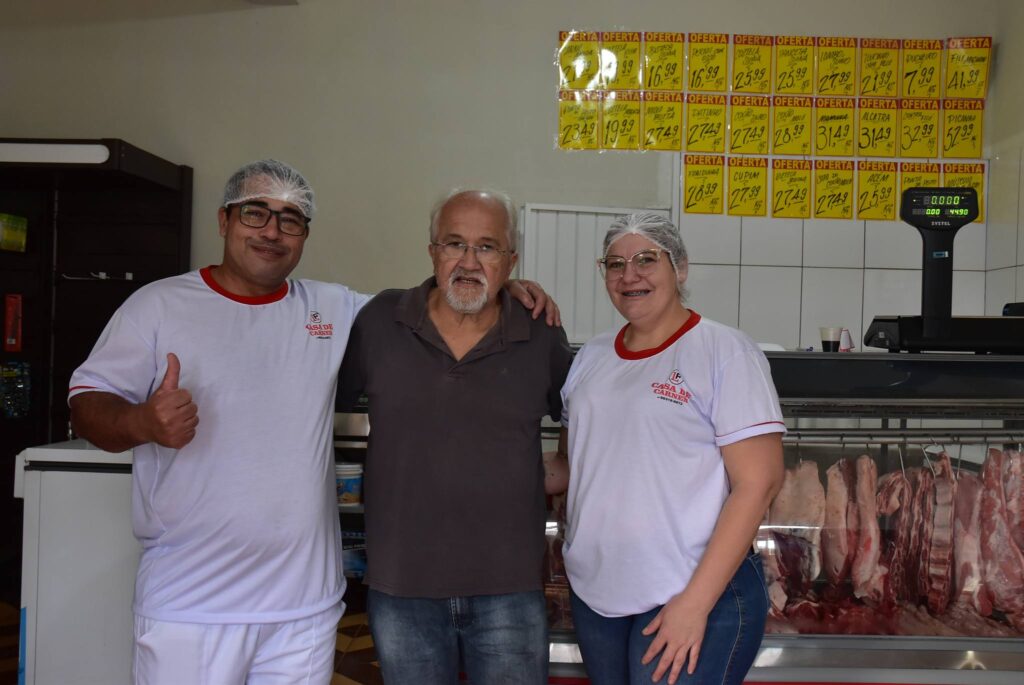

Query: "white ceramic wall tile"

xmin=738 ymin=266 xmax=802 ymax=349
xmin=864 ymin=221 xmax=921 ymax=269
xmin=1019 ymin=147 xmax=1024 ymax=267
xmin=952 ymin=221 xmax=986 ymax=271
xmin=799 ymin=268 xmax=864 ymax=350
xmin=803 ymin=219 xmax=865 ymax=268
xmin=951 ymin=270 xmax=985 ymax=315
xmin=985 ymin=267 xmax=1016 ymax=315
xmin=677 ymin=213 xmax=741 ymax=264
xmin=862 ymin=269 xmax=921 ymax=334
xmin=686 ymin=264 xmax=739 ymax=327
xmin=987 ymin=148 xmax=1021 ymax=271
xmin=740 ymin=217 xmax=802 ymax=266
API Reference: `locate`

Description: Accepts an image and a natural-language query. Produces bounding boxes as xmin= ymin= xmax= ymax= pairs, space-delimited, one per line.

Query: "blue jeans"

xmin=367 ymin=588 xmax=549 ymax=685
xmin=570 ymin=552 xmax=768 ymax=685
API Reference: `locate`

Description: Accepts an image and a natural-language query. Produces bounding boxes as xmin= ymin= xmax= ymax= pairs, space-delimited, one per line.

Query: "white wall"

xmin=985 ymin=0 xmax=1024 ymax=312
xmin=0 ymin=0 xmax=1005 ymax=303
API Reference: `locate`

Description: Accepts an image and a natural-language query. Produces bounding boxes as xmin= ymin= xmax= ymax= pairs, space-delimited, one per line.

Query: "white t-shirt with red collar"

xmin=69 ymin=267 xmax=369 ymax=624
xmin=560 ymin=312 xmax=785 ymax=617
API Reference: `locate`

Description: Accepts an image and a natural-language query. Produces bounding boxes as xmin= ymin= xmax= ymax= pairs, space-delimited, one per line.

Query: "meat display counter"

xmin=545 ymin=352 xmax=1024 ymax=684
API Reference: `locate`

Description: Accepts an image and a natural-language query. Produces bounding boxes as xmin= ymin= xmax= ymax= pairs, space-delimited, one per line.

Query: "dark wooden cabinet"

xmin=0 ymin=138 xmax=191 ymax=601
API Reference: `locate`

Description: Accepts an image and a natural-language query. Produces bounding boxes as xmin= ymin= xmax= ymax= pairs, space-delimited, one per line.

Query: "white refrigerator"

xmin=15 ymin=440 xmax=138 ymax=685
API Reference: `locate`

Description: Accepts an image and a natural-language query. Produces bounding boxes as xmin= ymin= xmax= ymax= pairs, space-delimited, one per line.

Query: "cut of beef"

xmin=953 ymin=471 xmax=991 ymax=616
xmin=925 ymin=453 xmax=956 ymax=614
xmin=823 ymin=458 xmax=858 ymax=585
xmin=852 ymin=455 xmax=886 ymax=604
xmin=980 ymin=448 xmax=1024 ymax=631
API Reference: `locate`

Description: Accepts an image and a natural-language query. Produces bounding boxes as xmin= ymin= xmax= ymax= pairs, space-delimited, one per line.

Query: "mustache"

xmin=449 ymin=267 xmax=487 ymax=286
xmin=247 ymin=239 xmax=288 ymax=255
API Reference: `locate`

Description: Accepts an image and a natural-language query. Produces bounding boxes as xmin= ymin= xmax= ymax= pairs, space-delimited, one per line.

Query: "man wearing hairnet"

xmin=67 ymin=161 xmax=557 ymax=684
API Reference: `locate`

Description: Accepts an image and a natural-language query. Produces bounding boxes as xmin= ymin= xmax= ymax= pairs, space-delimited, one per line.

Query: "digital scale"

xmin=864 ymin=187 xmax=1024 ymax=353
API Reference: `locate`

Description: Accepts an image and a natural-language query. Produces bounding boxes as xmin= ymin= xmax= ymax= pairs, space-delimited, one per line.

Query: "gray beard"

xmin=445 ymin=268 xmax=489 ymax=314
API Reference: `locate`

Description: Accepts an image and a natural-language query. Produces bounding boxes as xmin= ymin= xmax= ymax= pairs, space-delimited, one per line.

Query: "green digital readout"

xmin=923 ymin=194 xmax=962 ymax=206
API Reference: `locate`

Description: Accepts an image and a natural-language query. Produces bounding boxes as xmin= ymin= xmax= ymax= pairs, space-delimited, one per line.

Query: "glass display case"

xmin=545 ymin=352 xmax=1024 ymax=684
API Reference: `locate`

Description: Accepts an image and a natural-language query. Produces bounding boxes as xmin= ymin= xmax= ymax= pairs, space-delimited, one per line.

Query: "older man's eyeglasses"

xmin=598 ymin=249 xmax=668 ymax=280
xmin=231 ymin=203 xmax=309 ymax=236
xmin=431 ymin=241 xmax=512 ymax=263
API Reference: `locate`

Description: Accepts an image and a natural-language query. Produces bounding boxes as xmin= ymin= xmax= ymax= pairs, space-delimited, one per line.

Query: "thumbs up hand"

xmin=142 ymin=353 xmax=199 ymax=448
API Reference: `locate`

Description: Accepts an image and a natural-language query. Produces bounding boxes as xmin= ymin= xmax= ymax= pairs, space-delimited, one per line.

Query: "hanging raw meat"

xmin=876 ymin=470 xmax=912 ymax=606
xmin=822 ymin=458 xmax=858 ymax=585
xmin=852 ymin=455 xmax=886 ymax=604
xmin=769 ymin=460 xmax=826 ymax=580
xmin=924 ymin=453 xmax=957 ymax=614
xmin=980 ymin=448 xmax=1024 ymax=631
xmin=953 ymin=470 xmax=991 ymax=615
xmin=1003 ymin=449 xmax=1024 ymax=551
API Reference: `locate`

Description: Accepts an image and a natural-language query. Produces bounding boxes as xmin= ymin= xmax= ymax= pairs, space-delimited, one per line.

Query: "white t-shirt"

xmin=560 ymin=312 xmax=785 ymax=617
xmin=69 ymin=268 xmax=369 ymax=624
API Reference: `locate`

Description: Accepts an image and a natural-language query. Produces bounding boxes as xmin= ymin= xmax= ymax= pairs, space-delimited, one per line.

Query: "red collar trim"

xmin=615 ymin=311 xmax=701 ymax=360
xmin=200 ymin=266 xmax=289 ymax=305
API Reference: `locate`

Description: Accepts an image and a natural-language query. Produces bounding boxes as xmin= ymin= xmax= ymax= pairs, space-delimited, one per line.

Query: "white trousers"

xmin=132 ymin=602 xmax=343 ymax=685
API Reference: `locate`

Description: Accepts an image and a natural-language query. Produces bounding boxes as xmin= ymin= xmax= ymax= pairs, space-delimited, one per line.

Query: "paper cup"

xmin=819 ymin=327 xmax=842 ymax=352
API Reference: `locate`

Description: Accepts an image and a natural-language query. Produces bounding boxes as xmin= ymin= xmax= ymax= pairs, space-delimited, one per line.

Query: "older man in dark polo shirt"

xmin=336 ymin=188 xmax=573 ymax=684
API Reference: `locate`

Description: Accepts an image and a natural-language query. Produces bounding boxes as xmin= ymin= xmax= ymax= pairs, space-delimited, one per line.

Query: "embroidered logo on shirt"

xmin=305 ymin=311 xmax=333 ymax=339
xmin=650 ymin=369 xmax=692 ymax=405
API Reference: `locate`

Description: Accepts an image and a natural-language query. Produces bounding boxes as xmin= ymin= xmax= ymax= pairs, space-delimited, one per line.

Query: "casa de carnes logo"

xmin=306 ymin=311 xmax=333 ymax=339
xmin=650 ymin=369 xmax=692 ymax=406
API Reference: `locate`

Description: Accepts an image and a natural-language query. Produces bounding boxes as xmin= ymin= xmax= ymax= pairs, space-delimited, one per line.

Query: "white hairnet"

xmin=222 ymin=159 xmax=316 ymax=220
xmin=604 ymin=212 xmax=689 ymax=300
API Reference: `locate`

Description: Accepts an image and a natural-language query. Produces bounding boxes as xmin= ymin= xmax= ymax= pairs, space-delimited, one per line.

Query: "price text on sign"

xmin=900 ymin=99 xmax=940 ymax=158
xmin=642 ymin=92 xmax=683 ymax=151
xmin=943 ymin=163 xmax=985 ymax=222
xmin=772 ymin=159 xmax=812 ymax=218
xmin=728 ymin=157 xmax=768 ymax=216
xmin=859 ymin=38 xmax=900 ymax=97
xmin=688 ymin=33 xmax=729 ymax=92
xmin=644 ymin=32 xmax=685 ymax=90
xmin=602 ymin=91 xmax=641 ymax=150
xmin=733 ymin=35 xmax=773 ymax=93
xmin=558 ymin=31 xmax=601 ymax=90
xmin=816 ymin=37 xmax=857 ymax=95
xmin=558 ymin=90 xmax=601 ymax=150
xmin=772 ymin=96 xmax=813 ymax=155
xmin=815 ymin=98 xmax=855 ymax=156
xmin=730 ymin=96 xmax=770 ymax=154
xmin=814 ymin=160 xmax=855 ymax=219
xmin=684 ymin=155 xmax=725 ymax=214
xmin=775 ymin=36 xmax=814 ymax=94
xmin=857 ymin=161 xmax=897 ymax=220
xmin=945 ymin=37 xmax=991 ymax=100
xmin=900 ymin=163 xmax=941 ymax=213
xmin=601 ymin=32 xmax=642 ymax=90
xmin=942 ymin=99 xmax=983 ymax=158
xmin=857 ymin=98 xmax=898 ymax=157
xmin=685 ymin=94 xmax=727 ymax=153
xmin=901 ymin=39 xmax=943 ymax=98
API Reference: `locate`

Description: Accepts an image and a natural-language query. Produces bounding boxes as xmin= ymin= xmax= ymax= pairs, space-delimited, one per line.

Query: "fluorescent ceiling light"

xmin=0 ymin=142 xmax=111 ymax=164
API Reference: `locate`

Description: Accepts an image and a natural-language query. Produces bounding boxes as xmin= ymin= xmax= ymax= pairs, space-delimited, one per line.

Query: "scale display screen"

xmin=900 ymin=187 xmax=979 ymax=230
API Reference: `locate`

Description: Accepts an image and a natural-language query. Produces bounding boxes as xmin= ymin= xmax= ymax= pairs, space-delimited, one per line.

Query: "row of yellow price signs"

xmin=559 ymin=32 xmax=991 ymax=99
xmin=682 ymin=157 xmax=985 ymax=222
xmin=559 ymin=91 xmax=983 ymax=158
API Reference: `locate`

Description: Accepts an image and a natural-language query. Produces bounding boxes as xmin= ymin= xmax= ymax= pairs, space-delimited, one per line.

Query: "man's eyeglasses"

xmin=230 ymin=203 xmax=310 ymax=236
xmin=431 ymin=241 xmax=512 ymax=263
xmin=597 ymin=249 xmax=669 ymax=280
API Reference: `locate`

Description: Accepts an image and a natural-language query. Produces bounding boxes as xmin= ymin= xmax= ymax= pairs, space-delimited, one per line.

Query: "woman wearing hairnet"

xmin=553 ymin=213 xmax=785 ymax=685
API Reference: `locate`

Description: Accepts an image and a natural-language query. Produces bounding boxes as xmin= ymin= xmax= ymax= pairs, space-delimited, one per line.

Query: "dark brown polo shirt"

xmin=337 ymin=278 xmax=574 ymax=597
